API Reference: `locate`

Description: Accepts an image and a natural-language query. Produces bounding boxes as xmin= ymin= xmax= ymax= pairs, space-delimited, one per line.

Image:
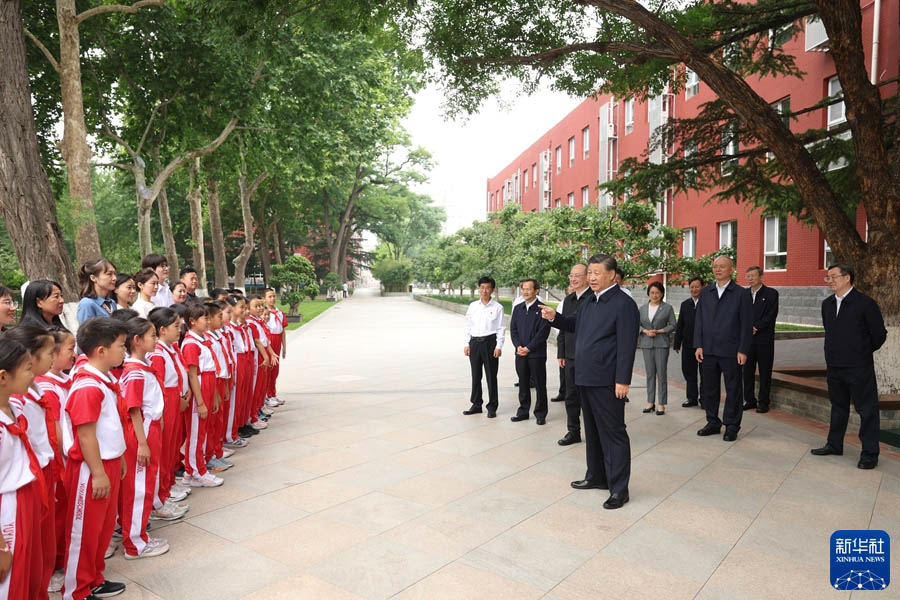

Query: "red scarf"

xmin=76 ymin=369 xmax=126 ymax=424
xmin=156 ymin=343 xmax=184 ymax=393
xmin=31 ymin=389 xmax=65 ymax=482
xmin=3 ymin=415 xmax=49 ymax=511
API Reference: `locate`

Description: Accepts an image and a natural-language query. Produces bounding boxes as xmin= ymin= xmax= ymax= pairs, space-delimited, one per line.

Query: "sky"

xmin=402 ymin=82 xmax=584 ymax=235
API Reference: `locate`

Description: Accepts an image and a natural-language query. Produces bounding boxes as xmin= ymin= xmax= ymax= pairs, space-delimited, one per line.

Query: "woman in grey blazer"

xmin=639 ymin=282 xmax=676 ymax=415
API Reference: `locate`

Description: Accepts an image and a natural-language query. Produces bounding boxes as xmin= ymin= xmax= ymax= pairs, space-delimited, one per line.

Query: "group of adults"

xmin=461 ymin=254 xmax=887 ymax=510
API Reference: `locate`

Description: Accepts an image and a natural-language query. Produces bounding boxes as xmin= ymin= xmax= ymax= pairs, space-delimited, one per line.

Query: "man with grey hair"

xmin=694 ymin=255 xmax=753 ymax=442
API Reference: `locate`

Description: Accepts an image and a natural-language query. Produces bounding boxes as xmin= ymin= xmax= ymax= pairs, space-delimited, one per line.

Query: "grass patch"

xmin=775 ymin=323 xmax=824 ymax=332
xmin=425 ymin=294 xmax=558 ymax=315
xmin=280 ymin=299 xmax=339 ymax=330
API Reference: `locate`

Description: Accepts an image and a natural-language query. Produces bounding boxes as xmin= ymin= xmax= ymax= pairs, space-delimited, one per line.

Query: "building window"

xmin=769 ymin=23 xmax=793 ymax=49
xmin=532 ymin=163 xmax=537 ymax=184
xmin=682 ymin=227 xmax=696 ymax=258
xmin=624 ymin=98 xmax=634 ymax=134
xmin=718 ymin=220 xmax=737 ymax=250
xmin=764 ymin=216 xmax=787 ymax=270
xmin=555 ymin=146 xmax=562 ymax=174
xmin=685 ymin=69 xmax=700 ymax=99
xmin=824 ymin=238 xmax=834 ymax=269
xmin=567 ymin=192 xmax=575 ymax=207
xmin=582 ymin=126 xmax=590 ymax=158
xmin=722 ymin=125 xmax=738 ymax=173
xmin=568 ymin=137 xmax=575 ymax=167
xmin=554 ymin=197 xmax=560 ymax=208
xmin=805 ymin=15 xmax=828 ymax=51
xmin=582 ymin=186 xmax=589 ymax=206
xmin=827 ymin=75 xmax=845 ymax=129
xmin=524 ymin=169 xmax=529 ymax=190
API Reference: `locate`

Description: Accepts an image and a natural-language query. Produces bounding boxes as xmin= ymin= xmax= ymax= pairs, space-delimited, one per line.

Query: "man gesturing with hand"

xmin=541 ymin=254 xmax=639 ymax=510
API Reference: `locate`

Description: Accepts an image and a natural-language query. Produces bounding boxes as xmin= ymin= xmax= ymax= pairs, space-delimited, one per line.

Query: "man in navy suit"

xmin=510 ymin=279 xmax=551 ymax=425
xmin=674 ymin=277 xmax=703 ymax=407
xmin=694 ymin=256 xmax=753 ymax=442
xmin=811 ymin=264 xmax=887 ymax=469
xmin=742 ymin=266 xmax=779 ymax=413
xmin=542 ymin=254 xmax=640 ymax=509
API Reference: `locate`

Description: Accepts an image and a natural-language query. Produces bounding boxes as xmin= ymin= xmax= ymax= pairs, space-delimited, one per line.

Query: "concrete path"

xmin=90 ymin=289 xmax=900 ymax=599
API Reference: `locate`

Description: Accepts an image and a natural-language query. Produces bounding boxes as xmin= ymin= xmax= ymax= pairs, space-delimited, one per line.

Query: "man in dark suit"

xmin=742 ymin=266 xmax=779 ymax=413
xmin=674 ymin=277 xmax=703 ymax=407
xmin=542 ymin=254 xmax=640 ymax=510
xmin=694 ymin=256 xmax=753 ymax=442
xmin=811 ymin=264 xmax=887 ymax=469
xmin=510 ymin=278 xmax=551 ymax=425
xmin=556 ymin=265 xmax=590 ymax=445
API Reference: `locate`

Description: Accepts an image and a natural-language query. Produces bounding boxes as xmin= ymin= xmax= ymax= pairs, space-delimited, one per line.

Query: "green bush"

xmin=270 ymin=255 xmax=319 ymax=315
xmin=371 ymin=257 xmax=413 ymax=292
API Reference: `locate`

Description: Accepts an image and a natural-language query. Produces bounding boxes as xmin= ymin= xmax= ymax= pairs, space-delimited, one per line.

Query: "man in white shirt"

xmin=463 ymin=276 xmax=505 ymax=418
xmin=615 ymin=268 xmax=635 ymax=300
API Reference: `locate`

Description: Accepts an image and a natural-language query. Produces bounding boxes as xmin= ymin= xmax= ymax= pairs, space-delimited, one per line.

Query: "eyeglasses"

xmin=0 ymin=300 xmax=18 ymax=309
xmin=824 ymin=274 xmax=848 ymax=282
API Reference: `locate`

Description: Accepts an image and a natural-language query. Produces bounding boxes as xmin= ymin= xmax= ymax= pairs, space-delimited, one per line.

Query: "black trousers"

xmin=743 ymin=342 xmax=774 ymax=407
xmin=468 ymin=336 xmax=499 ymax=412
xmin=701 ymin=353 xmax=743 ymax=432
xmin=680 ymin=347 xmax=701 ymax=402
xmin=515 ymin=355 xmax=548 ymax=419
xmin=556 ymin=366 xmax=566 ymax=398
xmin=579 ymin=385 xmax=630 ymax=495
xmin=826 ymin=365 xmax=880 ymax=459
xmin=563 ymin=360 xmax=581 ymax=434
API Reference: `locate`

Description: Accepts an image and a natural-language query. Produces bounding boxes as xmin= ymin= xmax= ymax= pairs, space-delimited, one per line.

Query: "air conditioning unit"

xmin=606 ymin=122 xmax=617 ymax=138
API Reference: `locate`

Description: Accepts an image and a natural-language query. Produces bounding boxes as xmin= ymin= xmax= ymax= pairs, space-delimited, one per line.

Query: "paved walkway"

xmin=91 ymin=290 xmax=900 ymax=599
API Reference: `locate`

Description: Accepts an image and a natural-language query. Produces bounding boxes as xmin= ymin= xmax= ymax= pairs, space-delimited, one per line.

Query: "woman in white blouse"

xmin=132 ymin=268 xmax=160 ymax=318
xmin=639 ymin=281 xmax=676 ymax=415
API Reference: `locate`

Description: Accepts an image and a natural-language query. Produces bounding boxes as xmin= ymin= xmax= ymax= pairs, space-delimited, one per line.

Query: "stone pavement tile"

xmin=473 ymin=443 xmax=557 ymax=470
xmin=433 ymin=456 xmax=521 ymax=488
xmin=298 ymin=427 xmax=372 ymax=448
xmin=692 ymin=462 xmax=790 ymax=495
xmin=378 ymin=411 xmax=440 ymax=427
xmin=515 ymin=501 xmax=628 ymax=553
xmin=338 ymin=419 xmax=406 ymax=438
xmin=106 ymin=523 xmax=230 ymax=581
xmin=284 ymin=449 xmax=369 ymax=475
xmin=460 ymin=528 xmax=593 ymax=592
xmin=341 ymin=436 xmax=419 ymax=460
xmin=463 ymin=423 xmax=538 ymax=444
xmin=759 ymin=491 xmax=873 ymax=534
xmin=562 ymin=468 xmax=684 ymax=522
xmin=265 ymin=477 xmax=370 ymax=513
xmin=225 ymin=462 xmax=317 ymax=494
xmin=600 ymin=521 xmax=733 ymax=582
xmin=527 ymin=447 xmax=589 ymax=477
xmin=380 ymin=446 xmax=458 ymax=473
xmin=326 ymin=459 xmax=421 ymax=489
xmin=648 ymin=435 xmax=731 ymax=461
xmin=551 ymin=554 xmax=702 ymax=600
xmin=306 ymin=537 xmax=448 ymax=600
xmin=376 ymin=426 xmax=451 ymax=446
xmin=383 ymin=509 xmax=508 ymax=561
xmin=631 ymin=448 xmax=716 ymax=479
xmin=712 ymin=444 xmax=805 ymax=474
xmin=186 ymin=496 xmax=308 ymax=543
xmin=226 ymin=440 xmax=321 ymax=472
xmin=736 ymin=517 xmax=836 ymax=568
xmin=422 ymin=431 xmax=506 ymax=456
xmin=319 ymin=491 xmax=429 ymax=534
xmin=131 ymin=543 xmax=291 ymax=600
xmin=381 ymin=471 xmax=480 ymax=508
xmin=775 ymin=471 xmax=879 ymax=509
xmin=240 ymin=573 xmax=365 ymax=600
xmin=177 ymin=481 xmax=260 ymax=517
xmin=391 ymin=562 xmax=544 ymax=600
xmin=444 ymin=486 xmax=550 ymax=528
xmin=491 ymin=467 xmax=574 ymax=503
xmin=704 ymin=546 xmax=849 ymax=600
xmin=671 ymin=476 xmax=773 ymax=517
xmin=640 ymin=497 xmax=753 ymax=545
xmin=693 ymin=584 xmax=771 ymax=600
xmin=421 ymin=415 xmax=491 ymax=435
xmin=241 ymin=514 xmax=371 ymax=570
xmin=412 ymin=404 xmax=465 ymax=419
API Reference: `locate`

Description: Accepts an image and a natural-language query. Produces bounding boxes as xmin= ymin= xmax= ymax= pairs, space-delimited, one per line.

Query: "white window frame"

xmin=555 ymin=146 xmax=562 ymax=174
xmin=827 ymin=76 xmax=845 ymax=129
xmin=582 ymin=185 xmax=589 ymax=206
xmin=823 ymin=238 xmax=834 ymax=269
xmin=524 ymin=169 xmax=529 ymax=190
xmin=582 ymin=126 xmax=590 ymax=158
xmin=568 ymin=137 xmax=575 ymax=167
xmin=718 ymin=220 xmax=737 ymax=249
xmin=554 ymin=197 xmax=560 ymax=208
xmin=682 ymin=227 xmax=696 ymax=258
xmin=722 ymin=125 xmax=738 ymax=173
xmin=769 ymin=23 xmax=793 ymax=49
xmin=624 ymin=98 xmax=634 ymax=134
xmin=805 ymin=15 xmax=828 ymax=51
xmin=764 ymin=216 xmax=787 ymax=271
xmin=532 ymin=163 xmax=537 ymax=184
xmin=567 ymin=192 xmax=575 ymax=207
xmin=685 ymin=69 xmax=700 ymax=99
xmin=767 ymin=97 xmax=790 ymax=161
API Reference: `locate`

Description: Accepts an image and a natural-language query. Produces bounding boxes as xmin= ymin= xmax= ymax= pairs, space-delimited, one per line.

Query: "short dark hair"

xmin=111 ymin=308 xmax=139 ymax=322
xmin=827 ymin=263 xmax=855 ymax=284
xmin=647 ymin=281 xmax=665 ymax=297
xmin=184 ymin=302 xmax=208 ymax=328
xmin=477 ymin=276 xmax=496 ymax=289
xmin=179 ymin=266 xmax=197 ymax=279
xmin=589 ymin=253 xmax=618 ymax=273
xmin=688 ymin=276 xmax=704 ymax=286
xmin=204 ymin=301 xmax=223 ymax=316
xmin=77 ymin=317 xmax=128 ymax=357
xmin=148 ymin=307 xmax=179 ymax=332
xmin=519 ymin=278 xmax=539 ymax=291
xmin=124 ymin=317 xmax=154 ymax=353
xmin=134 ymin=268 xmax=159 ymax=289
xmin=3 ymin=323 xmax=55 ymax=354
xmin=211 ymin=288 xmax=229 ymax=299
xmin=614 ymin=267 xmax=625 ymax=279
xmin=746 ymin=265 xmax=764 ymax=276
xmin=262 ymin=288 xmax=275 ymax=295
xmin=141 ymin=254 xmax=168 ymax=270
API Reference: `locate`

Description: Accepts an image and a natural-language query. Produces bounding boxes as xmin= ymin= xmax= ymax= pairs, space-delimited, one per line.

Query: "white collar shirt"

xmin=9 ymin=387 xmax=54 ymax=468
xmin=464 ymin=298 xmax=506 ymax=350
xmin=594 ymin=283 xmax=619 ymax=301
xmin=835 ymin=287 xmax=853 ymax=316
xmin=152 ymin=281 xmax=174 ymax=307
xmin=716 ymin=281 xmax=730 ymax=298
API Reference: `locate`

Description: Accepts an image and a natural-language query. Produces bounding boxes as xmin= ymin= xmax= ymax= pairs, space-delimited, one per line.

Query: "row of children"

xmin=0 ymin=270 xmax=289 ymax=600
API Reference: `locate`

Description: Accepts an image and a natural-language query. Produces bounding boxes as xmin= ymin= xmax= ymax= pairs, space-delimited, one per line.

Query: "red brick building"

xmin=486 ymin=3 xmax=896 ymax=293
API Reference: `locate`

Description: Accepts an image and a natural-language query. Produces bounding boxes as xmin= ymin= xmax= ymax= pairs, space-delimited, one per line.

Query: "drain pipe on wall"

xmin=870 ymin=0 xmax=881 ymax=84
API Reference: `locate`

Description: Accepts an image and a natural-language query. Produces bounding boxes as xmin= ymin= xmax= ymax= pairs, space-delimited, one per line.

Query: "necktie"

xmin=3 ymin=415 xmax=50 ymax=511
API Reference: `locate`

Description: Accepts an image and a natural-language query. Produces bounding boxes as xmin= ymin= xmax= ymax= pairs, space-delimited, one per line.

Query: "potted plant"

xmin=270 ymin=256 xmax=319 ymax=321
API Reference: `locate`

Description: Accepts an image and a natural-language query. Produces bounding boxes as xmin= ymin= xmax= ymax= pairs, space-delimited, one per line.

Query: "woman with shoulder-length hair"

xmin=75 ymin=257 xmax=118 ymax=324
xmin=0 ymin=284 xmax=18 ymax=330
xmin=20 ymin=279 xmax=67 ymax=329
xmin=639 ymin=281 xmax=676 ymax=415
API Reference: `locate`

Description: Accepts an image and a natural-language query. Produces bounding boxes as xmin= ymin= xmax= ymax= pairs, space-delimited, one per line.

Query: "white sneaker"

xmin=48 ymin=570 xmax=64 ymax=593
xmin=187 ymin=472 xmax=224 ymax=487
xmin=265 ymin=397 xmax=279 ymax=408
xmin=274 ymin=397 xmax=285 ymax=406
xmin=124 ymin=538 xmax=170 ymax=560
xmin=221 ymin=448 xmax=235 ymax=459
xmin=105 ymin=540 xmax=117 ymax=559
xmin=168 ymin=487 xmax=190 ymax=502
xmin=250 ymin=420 xmax=268 ymax=430
xmin=150 ymin=503 xmax=185 ymax=521
xmin=260 ymin=405 xmax=275 ymax=415
xmin=224 ymin=438 xmax=249 ymax=449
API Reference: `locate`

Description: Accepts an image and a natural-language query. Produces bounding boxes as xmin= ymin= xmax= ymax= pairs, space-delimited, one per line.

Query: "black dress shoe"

xmin=682 ymin=400 xmax=699 ymax=407
xmin=571 ymin=479 xmax=608 ymax=490
xmin=536 ymin=417 xmax=546 ymax=425
xmin=810 ymin=446 xmax=843 ymax=456
xmin=642 ymin=404 xmax=655 ymax=413
xmin=462 ymin=407 xmax=483 ymax=415
xmin=510 ymin=415 xmax=528 ymax=422
xmin=858 ymin=457 xmax=878 ymax=469
xmin=487 ymin=411 xmax=496 ymax=418
xmin=756 ymin=405 xmax=769 ymax=414
xmin=550 ymin=395 xmax=563 ymax=402
xmin=514 ymin=382 xmax=520 ymax=387
xmin=742 ymin=401 xmax=757 ymax=411
xmin=603 ymin=492 xmax=629 ymax=509
xmin=723 ymin=431 xmax=737 ymax=442
xmin=558 ymin=432 xmax=582 ymax=446
xmin=697 ymin=424 xmax=721 ymax=437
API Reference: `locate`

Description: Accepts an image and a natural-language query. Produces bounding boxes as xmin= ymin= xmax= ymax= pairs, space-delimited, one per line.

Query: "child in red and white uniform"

xmin=35 ymin=329 xmax=75 ymax=594
xmin=247 ymin=296 xmax=278 ymax=429
xmin=6 ymin=325 xmax=58 ymax=600
xmin=204 ymin=302 xmax=233 ymax=472
xmin=0 ymin=337 xmax=45 ymax=600
xmin=119 ymin=318 xmax=179 ymax=560
xmin=263 ymin=288 xmax=287 ymax=407
xmin=60 ymin=318 xmax=129 ymax=600
xmin=220 ymin=299 xmax=246 ymax=449
xmin=147 ymin=308 xmax=191 ymax=513
xmin=226 ymin=297 xmax=256 ymax=442
xmin=180 ymin=304 xmax=223 ymax=488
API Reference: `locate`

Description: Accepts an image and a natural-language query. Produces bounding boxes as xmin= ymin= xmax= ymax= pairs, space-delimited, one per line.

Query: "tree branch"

xmin=460 ymin=40 xmax=676 ymax=68
xmin=23 ymin=28 xmax=59 ymax=73
xmin=100 ymin=119 xmax=136 ymax=158
xmin=136 ymin=100 xmax=170 ymax=156
xmin=75 ymin=0 xmax=165 ymax=24
xmin=92 ymin=161 xmax=132 ymax=172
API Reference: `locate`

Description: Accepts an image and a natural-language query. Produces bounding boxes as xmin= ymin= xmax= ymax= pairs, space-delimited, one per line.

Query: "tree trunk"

xmin=150 ymin=145 xmax=178 ymax=282
xmin=134 ymin=164 xmax=154 ymax=256
xmin=206 ymin=176 xmax=228 ymax=289
xmin=258 ymin=206 xmax=273 ymax=285
xmin=232 ymin=144 xmax=268 ymax=294
xmin=56 ymin=0 xmax=102 ymax=263
xmin=0 ymin=0 xmax=78 ymax=298
xmin=273 ymin=219 xmax=284 ymax=264
xmin=186 ymin=159 xmax=207 ymax=293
